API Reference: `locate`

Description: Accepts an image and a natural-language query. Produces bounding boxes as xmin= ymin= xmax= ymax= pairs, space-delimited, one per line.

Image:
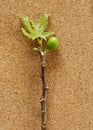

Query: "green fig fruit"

xmin=46 ymin=37 xmax=60 ymax=51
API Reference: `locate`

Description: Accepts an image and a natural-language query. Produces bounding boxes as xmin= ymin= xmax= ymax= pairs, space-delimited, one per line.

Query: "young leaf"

xmin=40 ymin=14 xmax=49 ymax=28
xmin=33 ymin=47 xmax=38 ymax=51
xmin=21 ymin=28 xmax=31 ymax=38
xmin=21 ymin=28 xmax=37 ymax=40
xmin=21 ymin=16 xmax=34 ymax=33
xmin=21 ymin=14 xmax=55 ymax=41
xmin=39 ymin=31 xmax=55 ymax=40
xmin=39 ymin=14 xmax=50 ymax=32
xmin=30 ymin=20 xmax=37 ymax=30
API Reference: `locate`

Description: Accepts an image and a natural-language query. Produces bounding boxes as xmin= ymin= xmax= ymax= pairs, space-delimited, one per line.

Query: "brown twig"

xmin=38 ymin=47 xmax=48 ymax=130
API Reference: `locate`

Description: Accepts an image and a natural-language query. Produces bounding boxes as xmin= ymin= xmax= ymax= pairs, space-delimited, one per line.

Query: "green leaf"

xmin=21 ymin=28 xmax=37 ymax=40
xmin=21 ymin=28 xmax=31 ymax=38
xmin=30 ymin=20 xmax=36 ymax=29
xmin=21 ymin=16 xmax=34 ymax=33
xmin=39 ymin=31 xmax=55 ymax=40
xmin=21 ymin=14 xmax=55 ymax=42
xmin=40 ymin=14 xmax=49 ymax=29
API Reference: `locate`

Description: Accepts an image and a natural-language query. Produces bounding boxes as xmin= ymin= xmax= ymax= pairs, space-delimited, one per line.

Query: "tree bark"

xmin=38 ymin=47 xmax=48 ymax=130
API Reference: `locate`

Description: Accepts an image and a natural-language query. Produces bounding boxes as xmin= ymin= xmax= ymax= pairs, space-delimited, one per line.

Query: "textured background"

xmin=0 ymin=0 xmax=93 ymax=130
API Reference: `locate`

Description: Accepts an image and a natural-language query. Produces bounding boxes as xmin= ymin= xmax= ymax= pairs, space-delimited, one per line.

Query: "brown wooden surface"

xmin=0 ymin=0 xmax=93 ymax=130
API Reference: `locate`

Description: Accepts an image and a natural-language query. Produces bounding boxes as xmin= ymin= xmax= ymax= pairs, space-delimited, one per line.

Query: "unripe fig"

xmin=46 ymin=37 xmax=60 ymax=50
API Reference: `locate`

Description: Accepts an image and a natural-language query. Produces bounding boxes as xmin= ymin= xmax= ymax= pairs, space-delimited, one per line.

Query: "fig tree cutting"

xmin=20 ymin=13 xmax=60 ymax=130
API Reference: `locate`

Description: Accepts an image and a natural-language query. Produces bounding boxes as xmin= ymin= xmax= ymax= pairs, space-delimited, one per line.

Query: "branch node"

xmin=41 ymin=61 xmax=46 ymax=67
xmin=44 ymin=87 xmax=48 ymax=90
xmin=42 ymin=110 xmax=46 ymax=113
xmin=40 ymin=98 xmax=46 ymax=103
xmin=41 ymin=124 xmax=47 ymax=129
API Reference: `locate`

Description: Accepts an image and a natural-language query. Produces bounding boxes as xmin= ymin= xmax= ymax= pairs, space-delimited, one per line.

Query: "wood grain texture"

xmin=0 ymin=0 xmax=93 ymax=130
